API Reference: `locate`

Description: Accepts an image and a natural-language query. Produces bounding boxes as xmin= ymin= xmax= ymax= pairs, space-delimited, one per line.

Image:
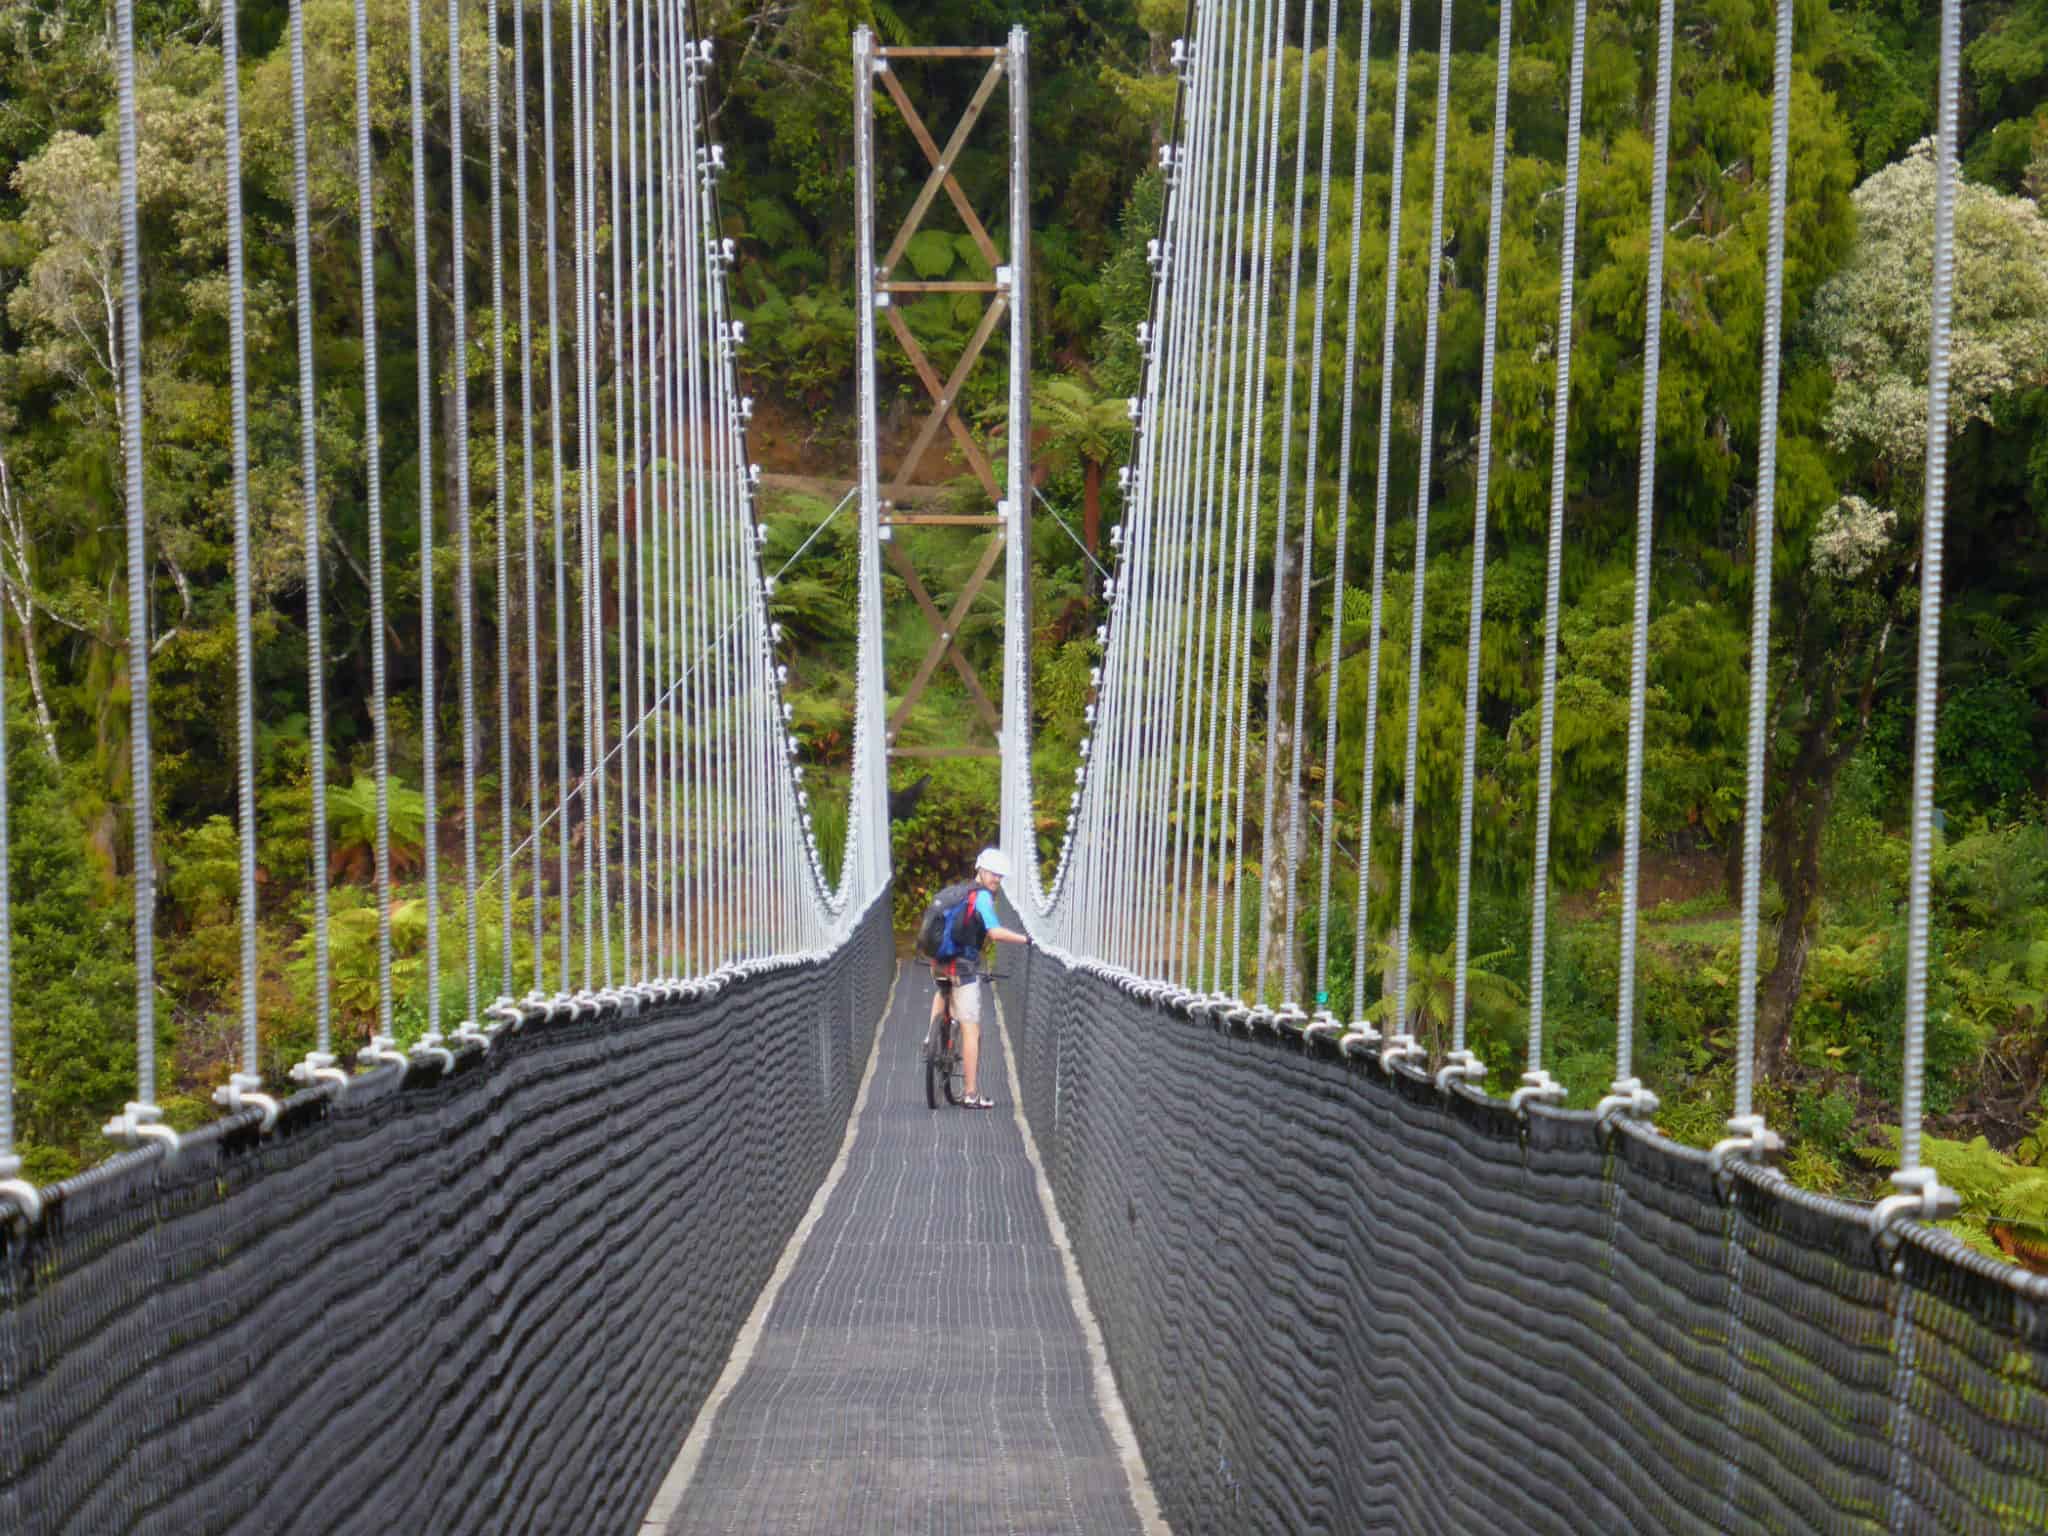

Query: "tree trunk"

xmin=1262 ymin=723 xmax=1294 ymax=998
xmin=17 ymin=606 xmax=59 ymax=764
xmin=1754 ymin=636 xmax=1885 ymax=1069
xmin=1757 ymin=802 xmax=1826 ymax=1067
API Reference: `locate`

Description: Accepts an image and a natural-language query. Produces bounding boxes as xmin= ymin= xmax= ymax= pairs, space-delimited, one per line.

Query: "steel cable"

xmin=1899 ymin=0 xmax=1962 ymax=1174
xmin=1280 ymin=0 xmax=1345 ymax=1009
xmin=1192 ymin=0 xmax=1263 ymax=989
xmin=489 ymin=0 xmax=514 ymax=1002
xmin=625 ymin=0 xmax=648 ymax=975
xmin=571 ymin=0 xmax=596 ymax=988
xmin=408 ymin=0 xmax=441 ymax=1035
xmin=1314 ymin=0 xmax=1374 ymax=1013
xmin=350 ymin=0 xmax=395 ymax=1040
xmin=449 ymin=0 xmax=481 ymax=1026
xmin=289 ymin=0 xmax=331 ymax=1056
xmin=1253 ymin=0 xmax=1320 ymax=1005
xmin=1733 ymin=0 xmax=1794 ymax=1122
xmin=1392 ymin=0 xmax=1456 ymax=1034
xmin=516 ymin=0 xmax=545 ymax=996
xmin=607 ymin=0 xmax=633 ymax=983
xmin=1232 ymin=0 xmax=1288 ymax=994
xmin=1452 ymin=0 xmax=1513 ymax=1051
xmin=1186 ymin=2 xmax=1259 ymax=986
xmin=223 ymin=0 xmax=261 ymax=1081
xmin=1525 ymin=0 xmax=1590 ymax=1074
xmin=1140 ymin=15 xmax=1219 ymax=976
xmin=1614 ymin=0 xmax=1678 ymax=1087
xmin=114 ymin=0 xmax=158 ymax=1115
xmin=585 ymin=0 xmax=613 ymax=986
xmin=1352 ymin=0 xmax=1415 ymax=1022
xmin=544 ymin=0 xmax=573 ymax=990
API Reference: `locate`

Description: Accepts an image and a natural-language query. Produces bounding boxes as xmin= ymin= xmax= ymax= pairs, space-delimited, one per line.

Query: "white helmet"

xmin=975 ymin=846 xmax=1011 ymax=880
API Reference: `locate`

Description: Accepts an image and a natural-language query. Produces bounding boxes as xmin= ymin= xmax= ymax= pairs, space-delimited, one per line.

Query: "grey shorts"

xmin=949 ymin=977 xmax=983 ymax=1027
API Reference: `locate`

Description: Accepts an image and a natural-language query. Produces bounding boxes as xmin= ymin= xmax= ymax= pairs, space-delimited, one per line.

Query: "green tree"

xmin=1751 ymin=144 xmax=2048 ymax=1066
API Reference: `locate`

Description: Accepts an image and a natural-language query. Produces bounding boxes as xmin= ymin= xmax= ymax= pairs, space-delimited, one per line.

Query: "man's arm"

xmin=976 ymin=888 xmax=1030 ymax=946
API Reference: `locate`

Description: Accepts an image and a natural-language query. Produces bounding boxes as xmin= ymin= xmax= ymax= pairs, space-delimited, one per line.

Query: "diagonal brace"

xmin=884 ymin=296 xmax=1007 ymax=503
xmin=888 ymin=531 xmax=1007 ymax=743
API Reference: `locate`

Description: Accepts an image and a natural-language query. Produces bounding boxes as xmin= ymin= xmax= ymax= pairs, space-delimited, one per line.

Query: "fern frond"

xmin=871 ymin=2 xmax=913 ymax=46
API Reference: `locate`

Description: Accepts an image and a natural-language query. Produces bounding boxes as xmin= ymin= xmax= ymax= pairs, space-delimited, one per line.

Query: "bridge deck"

xmin=644 ymin=962 xmax=1151 ymax=1535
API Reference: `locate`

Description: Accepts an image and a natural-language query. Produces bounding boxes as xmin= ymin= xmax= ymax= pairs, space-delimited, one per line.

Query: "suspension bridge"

xmin=1 ymin=0 xmax=2043 ymax=1530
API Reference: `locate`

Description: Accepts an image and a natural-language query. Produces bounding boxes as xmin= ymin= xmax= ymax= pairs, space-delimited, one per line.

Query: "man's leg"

xmin=955 ymin=979 xmax=983 ymax=1100
xmin=926 ymin=980 xmax=945 ymax=1051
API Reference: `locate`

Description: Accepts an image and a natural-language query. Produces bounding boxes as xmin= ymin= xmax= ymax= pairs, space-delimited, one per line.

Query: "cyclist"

xmin=929 ymin=846 xmax=1031 ymax=1109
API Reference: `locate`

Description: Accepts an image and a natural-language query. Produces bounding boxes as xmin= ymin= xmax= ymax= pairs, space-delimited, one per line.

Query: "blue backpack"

xmin=914 ymin=880 xmax=984 ymax=961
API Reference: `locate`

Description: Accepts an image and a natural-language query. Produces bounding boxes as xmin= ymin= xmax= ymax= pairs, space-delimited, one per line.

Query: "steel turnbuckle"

xmin=214 ymin=1071 xmax=282 ymax=1134
xmin=290 ymin=1050 xmax=350 ymax=1096
xmin=1509 ymin=1069 xmax=1566 ymax=1113
xmin=0 ymin=1154 xmax=43 ymax=1225
xmin=104 ymin=1100 xmax=182 ymax=1161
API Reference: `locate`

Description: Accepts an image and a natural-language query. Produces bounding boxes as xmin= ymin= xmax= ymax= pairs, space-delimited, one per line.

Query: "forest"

xmin=1 ymin=0 xmax=2047 ymax=1257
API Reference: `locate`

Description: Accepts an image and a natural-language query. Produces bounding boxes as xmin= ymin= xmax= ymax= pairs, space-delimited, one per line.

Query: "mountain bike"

xmin=924 ymin=969 xmax=1003 ymax=1110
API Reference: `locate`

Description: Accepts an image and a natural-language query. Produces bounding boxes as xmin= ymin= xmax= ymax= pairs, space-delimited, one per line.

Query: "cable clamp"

xmin=1436 ymin=1049 xmax=1486 ymax=1092
xmin=487 ymin=997 xmax=525 ymax=1031
xmin=1243 ymin=1004 xmax=1275 ymax=1035
xmin=451 ymin=1019 xmax=491 ymax=1052
xmin=290 ymin=1051 xmax=349 ymax=1095
xmin=1594 ymin=1075 xmax=1659 ymax=1122
xmin=358 ymin=1033 xmax=407 ymax=1072
xmin=213 ymin=1071 xmax=282 ymax=1133
xmin=409 ymin=1032 xmax=456 ymax=1074
xmin=1509 ymin=1070 xmax=1566 ymax=1112
xmin=1273 ymin=1004 xmax=1308 ymax=1037
xmin=1303 ymin=1009 xmax=1345 ymax=1042
xmin=104 ymin=1100 xmax=181 ymax=1159
xmin=1378 ymin=1032 xmax=1424 ymax=1070
xmin=0 ymin=1155 xmax=43 ymax=1225
xmin=1708 ymin=1114 xmax=1784 ymax=1177
xmin=1872 ymin=1164 xmax=1962 ymax=1238
xmin=1336 ymin=1023 xmax=1381 ymax=1058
